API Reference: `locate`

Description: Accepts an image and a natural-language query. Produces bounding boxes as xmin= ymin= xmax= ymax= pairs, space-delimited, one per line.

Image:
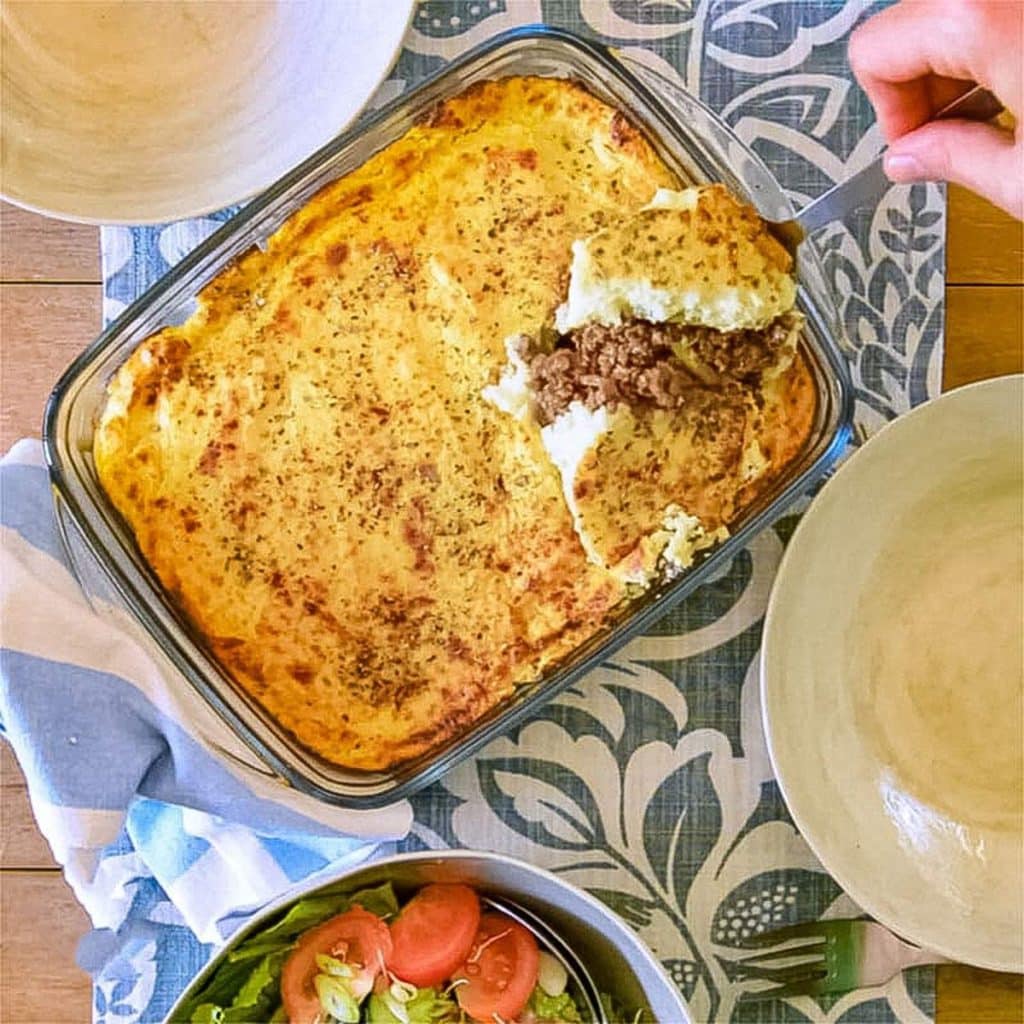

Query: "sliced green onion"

xmin=315 ymin=973 xmax=360 ymax=1024
xmin=389 ymin=978 xmax=418 ymax=1004
xmin=537 ymin=950 xmax=568 ymax=997
xmin=384 ymin=993 xmax=411 ymax=1024
xmin=316 ymin=953 xmax=354 ymax=978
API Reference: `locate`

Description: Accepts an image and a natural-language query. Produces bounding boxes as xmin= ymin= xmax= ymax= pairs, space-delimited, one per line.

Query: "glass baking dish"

xmin=44 ymin=26 xmax=854 ymax=809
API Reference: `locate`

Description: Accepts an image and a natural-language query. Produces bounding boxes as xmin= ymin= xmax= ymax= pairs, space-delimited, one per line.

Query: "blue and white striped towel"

xmin=0 ymin=438 xmax=411 ymax=958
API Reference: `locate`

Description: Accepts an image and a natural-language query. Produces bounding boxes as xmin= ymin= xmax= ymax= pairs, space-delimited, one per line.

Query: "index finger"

xmin=848 ymin=1 xmax=1024 ymax=138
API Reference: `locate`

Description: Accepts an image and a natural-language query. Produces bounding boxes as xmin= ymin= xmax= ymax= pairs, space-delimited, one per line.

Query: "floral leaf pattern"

xmin=713 ymin=869 xmax=843 ymax=949
xmin=732 ymin=998 xmax=816 ymax=1023
xmin=644 ymin=753 xmax=723 ymax=911
xmin=477 ymin=758 xmax=607 ymax=849
xmin=588 ymin=886 xmax=660 ymax=928
xmin=98 ymin=3 xmax=939 ymax=1022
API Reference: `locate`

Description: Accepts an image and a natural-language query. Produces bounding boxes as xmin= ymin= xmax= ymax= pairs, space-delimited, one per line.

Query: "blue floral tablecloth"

xmin=95 ymin=2 xmax=943 ymax=1021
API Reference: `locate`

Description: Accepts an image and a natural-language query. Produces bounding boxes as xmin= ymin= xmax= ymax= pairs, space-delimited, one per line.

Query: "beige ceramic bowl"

xmin=0 ymin=0 xmax=413 ymax=223
xmin=762 ymin=375 xmax=1023 ymax=971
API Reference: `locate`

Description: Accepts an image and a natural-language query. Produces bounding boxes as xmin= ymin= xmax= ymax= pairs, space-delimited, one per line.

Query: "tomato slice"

xmin=280 ymin=906 xmax=392 ymax=1024
xmin=453 ymin=912 xmax=540 ymax=1023
xmin=386 ymin=883 xmax=481 ymax=987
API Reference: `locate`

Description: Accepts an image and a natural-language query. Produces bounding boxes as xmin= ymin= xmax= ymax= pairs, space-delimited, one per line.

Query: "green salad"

xmin=174 ymin=881 xmax=594 ymax=1024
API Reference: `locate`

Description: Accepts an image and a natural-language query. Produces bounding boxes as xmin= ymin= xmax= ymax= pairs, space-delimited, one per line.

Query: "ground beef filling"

xmin=526 ymin=312 xmax=798 ymax=426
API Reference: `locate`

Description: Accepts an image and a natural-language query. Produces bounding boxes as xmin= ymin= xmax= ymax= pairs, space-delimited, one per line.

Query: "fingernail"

xmin=884 ymin=152 xmax=926 ymax=182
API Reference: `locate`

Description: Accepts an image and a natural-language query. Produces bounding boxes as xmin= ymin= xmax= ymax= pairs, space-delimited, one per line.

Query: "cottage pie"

xmin=95 ymin=77 xmax=815 ymax=770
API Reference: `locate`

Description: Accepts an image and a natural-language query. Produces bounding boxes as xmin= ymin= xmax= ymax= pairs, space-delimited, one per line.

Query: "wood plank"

xmin=0 ymin=283 xmax=102 ymax=449
xmin=937 ymin=964 xmax=1024 ymax=1023
xmin=947 ymin=185 xmax=1024 ymax=285
xmin=0 ymin=871 xmax=92 ymax=1023
xmin=0 ymin=203 xmax=101 ymax=284
xmin=943 ymin=285 xmax=1024 ymax=391
xmin=937 ymin=204 xmax=1023 ymax=1024
xmin=0 ymin=744 xmax=58 ymax=870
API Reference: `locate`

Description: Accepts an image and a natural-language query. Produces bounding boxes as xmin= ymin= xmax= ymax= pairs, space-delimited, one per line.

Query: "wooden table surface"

xmin=1 ymin=190 xmax=1022 ymax=1022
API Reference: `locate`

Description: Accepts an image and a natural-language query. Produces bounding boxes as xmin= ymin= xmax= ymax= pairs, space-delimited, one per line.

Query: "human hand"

xmin=849 ymin=0 xmax=1023 ymax=219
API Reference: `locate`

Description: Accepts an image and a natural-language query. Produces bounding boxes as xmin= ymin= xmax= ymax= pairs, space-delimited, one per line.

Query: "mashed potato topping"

xmin=556 ymin=185 xmax=797 ymax=333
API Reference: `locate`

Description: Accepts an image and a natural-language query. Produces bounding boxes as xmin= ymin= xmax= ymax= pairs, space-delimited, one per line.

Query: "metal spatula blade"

xmin=769 ymin=84 xmax=1004 ymax=255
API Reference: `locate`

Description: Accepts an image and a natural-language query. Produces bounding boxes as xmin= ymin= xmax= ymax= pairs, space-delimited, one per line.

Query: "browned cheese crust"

xmin=577 ymin=183 xmax=794 ymax=306
xmin=94 ymin=79 xmax=817 ymax=771
xmin=94 ymin=78 xmax=684 ymax=770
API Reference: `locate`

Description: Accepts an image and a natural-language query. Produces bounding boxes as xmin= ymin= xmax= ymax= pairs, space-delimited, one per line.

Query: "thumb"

xmin=883 ymin=120 xmax=1023 ymax=219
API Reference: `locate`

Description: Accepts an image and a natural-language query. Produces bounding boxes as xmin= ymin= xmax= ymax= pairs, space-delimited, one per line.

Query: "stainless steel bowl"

xmin=163 ymin=850 xmax=692 ymax=1023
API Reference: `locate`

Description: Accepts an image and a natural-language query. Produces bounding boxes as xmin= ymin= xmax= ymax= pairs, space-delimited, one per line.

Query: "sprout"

xmin=466 ymin=928 xmax=512 ymax=964
xmin=315 ymin=974 xmax=360 ymax=1024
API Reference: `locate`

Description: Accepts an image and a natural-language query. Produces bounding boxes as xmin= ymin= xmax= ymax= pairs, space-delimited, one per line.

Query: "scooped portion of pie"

xmin=486 ymin=184 xmax=816 ymax=584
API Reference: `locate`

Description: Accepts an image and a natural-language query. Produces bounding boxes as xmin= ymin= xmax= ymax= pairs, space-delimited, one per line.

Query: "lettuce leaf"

xmin=221 ymin=948 xmax=290 ymax=1022
xmin=173 ymin=882 xmax=399 ymax=1022
xmin=184 ymin=956 xmax=258 ymax=1012
xmin=599 ymin=990 xmax=645 ymax=1023
xmin=367 ymin=987 xmax=460 ymax=1023
xmin=187 ymin=1006 xmax=222 ymax=1024
xmin=227 ymin=882 xmax=399 ymax=962
xmin=528 ymin=985 xmax=583 ymax=1022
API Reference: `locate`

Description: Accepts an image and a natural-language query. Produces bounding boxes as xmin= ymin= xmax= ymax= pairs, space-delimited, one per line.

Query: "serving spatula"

xmin=769 ymin=83 xmax=1004 ymax=255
